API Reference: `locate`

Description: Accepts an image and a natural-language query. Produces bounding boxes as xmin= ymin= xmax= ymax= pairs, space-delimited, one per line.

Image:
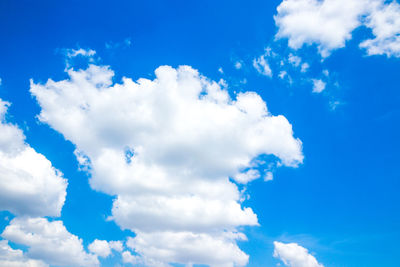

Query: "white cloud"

xmin=88 ymin=239 xmax=123 ymax=258
xmin=360 ymin=1 xmax=400 ymax=57
xmin=0 ymin=99 xmax=67 ymax=217
xmin=234 ymin=61 xmax=243 ymax=69
xmin=122 ymin=251 xmax=140 ymax=265
xmin=264 ymin=171 xmax=274 ymax=182
xmin=1 ymin=217 xmax=99 ymax=267
xmin=274 ymin=0 xmax=400 ymax=58
xmin=30 ymin=63 xmax=303 ymax=266
xmin=288 ymin=53 xmax=301 ymax=67
xmin=273 ymin=241 xmax=324 ymax=267
xmin=278 ymin=70 xmax=287 ymax=79
xmin=0 ymin=240 xmax=48 ymax=267
xmin=66 ymin=48 xmax=96 ymax=58
xmin=253 ymin=55 xmax=273 ymax=76
xmin=126 ymin=231 xmax=249 ymax=267
xmin=311 ymin=79 xmax=326 ymax=93
xmin=233 ymin=169 xmax=260 ymax=184
xmin=300 ymin=62 xmax=309 ymax=73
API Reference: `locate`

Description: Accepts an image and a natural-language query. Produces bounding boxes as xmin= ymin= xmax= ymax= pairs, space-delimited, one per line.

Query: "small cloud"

xmin=65 ymin=48 xmax=96 ymax=58
xmin=264 ymin=172 xmax=273 ymax=182
xmin=218 ymin=67 xmax=224 ymax=74
xmin=234 ymin=61 xmax=243 ymax=70
xmin=329 ymin=100 xmax=341 ymax=110
xmin=253 ymin=55 xmax=272 ymax=77
xmin=300 ymin=63 xmax=309 ymax=73
xmin=288 ymin=53 xmax=301 ymax=67
xmin=312 ymin=79 xmax=326 ymax=93
xmin=322 ymin=69 xmax=329 ymax=77
xmin=278 ymin=71 xmax=287 ymax=79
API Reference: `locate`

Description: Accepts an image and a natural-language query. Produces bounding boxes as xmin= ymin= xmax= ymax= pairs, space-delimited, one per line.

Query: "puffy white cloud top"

xmin=275 ymin=0 xmax=400 ymax=57
xmin=30 ymin=63 xmax=303 ymax=266
xmin=0 ymin=99 xmax=67 ymax=217
xmin=1 ymin=217 xmax=99 ymax=267
xmin=273 ymin=241 xmax=324 ymax=267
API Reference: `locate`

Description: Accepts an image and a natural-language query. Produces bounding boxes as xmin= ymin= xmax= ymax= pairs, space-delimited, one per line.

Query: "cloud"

xmin=0 ymin=240 xmax=48 ymax=267
xmin=360 ymin=1 xmax=400 ymax=57
xmin=274 ymin=0 xmax=400 ymax=58
xmin=30 ymin=62 xmax=303 ymax=266
xmin=253 ymin=55 xmax=273 ymax=76
xmin=235 ymin=61 xmax=243 ymax=70
xmin=233 ymin=169 xmax=260 ymax=184
xmin=273 ymin=241 xmax=324 ymax=267
xmin=288 ymin=53 xmax=302 ymax=67
xmin=126 ymin=231 xmax=249 ymax=267
xmin=0 ymin=99 xmax=67 ymax=217
xmin=66 ymin=48 xmax=96 ymax=58
xmin=311 ymin=79 xmax=326 ymax=93
xmin=300 ymin=63 xmax=309 ymax=73
xmin=88 ymin=239 xmax=123 ymax=258
xmin=122 ymin=251 xmax=140 ymax=265
xmin=1 ymin=217 xmax=99 ymax=267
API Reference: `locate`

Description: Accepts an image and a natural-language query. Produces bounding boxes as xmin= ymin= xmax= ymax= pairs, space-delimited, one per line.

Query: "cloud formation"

xmin=0 ymin=99 xmax=67 ymax=217
xmin=253 ymin=55 xmax=273 ymax=76
xmin=311 ymin=79 xmax=326 ymax=93
xmin=274 ymin=0 xmax=400 ymax=57
xmin=273 ymin=241 xmax=324 ymax=267
xmin=30 ymin=63 xmax=303 ymax=266
xmin=88 ymin=239 xmax=123 ymax=258
xmin=0 ymin=240 xmax=48 ymax=267
xmin=1 ymin=217 xmax=99 ymax=267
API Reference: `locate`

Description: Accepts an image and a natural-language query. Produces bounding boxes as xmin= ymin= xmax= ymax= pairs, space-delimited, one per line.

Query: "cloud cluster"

xmin=0 ymin=240 xmax=47 ymax=267
xmin=0 ymin=98 xmax=101 ymax=267
xmin=2 ymin=217 xmax=99 ymax=267
xmin=273 ymin=241 xmax=324 ymax=267
xmin=0 ymin=99 xmax=67 ymax=217
xmin=88 ymin=239 xmax=123 ymax=258
xmin=31 ymin=63 xmax=303 ymax=266
xmin=275 ymin=0 xmax=400 ymax=57
xmin=253 ymin=55 xmax=273 ymax=77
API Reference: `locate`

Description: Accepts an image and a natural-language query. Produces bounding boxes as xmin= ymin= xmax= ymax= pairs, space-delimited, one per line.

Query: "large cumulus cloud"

xmin=30 ymin=63 xmax=303 ymax=266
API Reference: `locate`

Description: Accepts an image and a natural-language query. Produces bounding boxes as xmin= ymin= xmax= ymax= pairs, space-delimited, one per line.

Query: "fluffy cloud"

xmin=126 ymin=231 xmax=249 ymax=267
xmin=274 ymin=0 xmax=400 ymax=57
xmin=360 ymin=1 xmax=400 ymax=57
xmin=66 ymin=48 xmax=96 ymax=58
xmin=0 ymin=99 xmax=67 ymax=217
xmin=30 ymin=63 xmax=303 ymax=266
xmin=253 ymin=55 xmax=272 ymax=76
xmin=0 ymin=240 xmax=48 ymax=267
xmin=1 ymin=217 xmax=99 ymax=267
xmin=88 ymin=239 xmax=123 ymax=258
xmin=273 ymin=241 xmax=324 ymax=267
xmin=311 ymin=79 xmax=326 ymax=93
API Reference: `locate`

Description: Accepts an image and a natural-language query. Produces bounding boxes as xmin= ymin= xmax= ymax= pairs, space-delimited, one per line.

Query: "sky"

xmin=0 ymin=0 xmax=399 ymax=266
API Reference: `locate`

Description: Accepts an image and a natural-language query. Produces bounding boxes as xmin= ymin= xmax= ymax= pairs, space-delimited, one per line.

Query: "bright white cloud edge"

xmin=273 ymin=241 xmax=324 ymax=267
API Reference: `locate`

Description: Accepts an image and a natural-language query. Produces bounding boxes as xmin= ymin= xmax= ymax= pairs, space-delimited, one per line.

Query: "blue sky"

xmin=0 ymin=0 xmax=399 ymax=266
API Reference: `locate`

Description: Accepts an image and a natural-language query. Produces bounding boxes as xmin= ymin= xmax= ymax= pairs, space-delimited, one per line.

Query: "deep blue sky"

xmin=0 ymin=1 xmax=399 ymax=266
